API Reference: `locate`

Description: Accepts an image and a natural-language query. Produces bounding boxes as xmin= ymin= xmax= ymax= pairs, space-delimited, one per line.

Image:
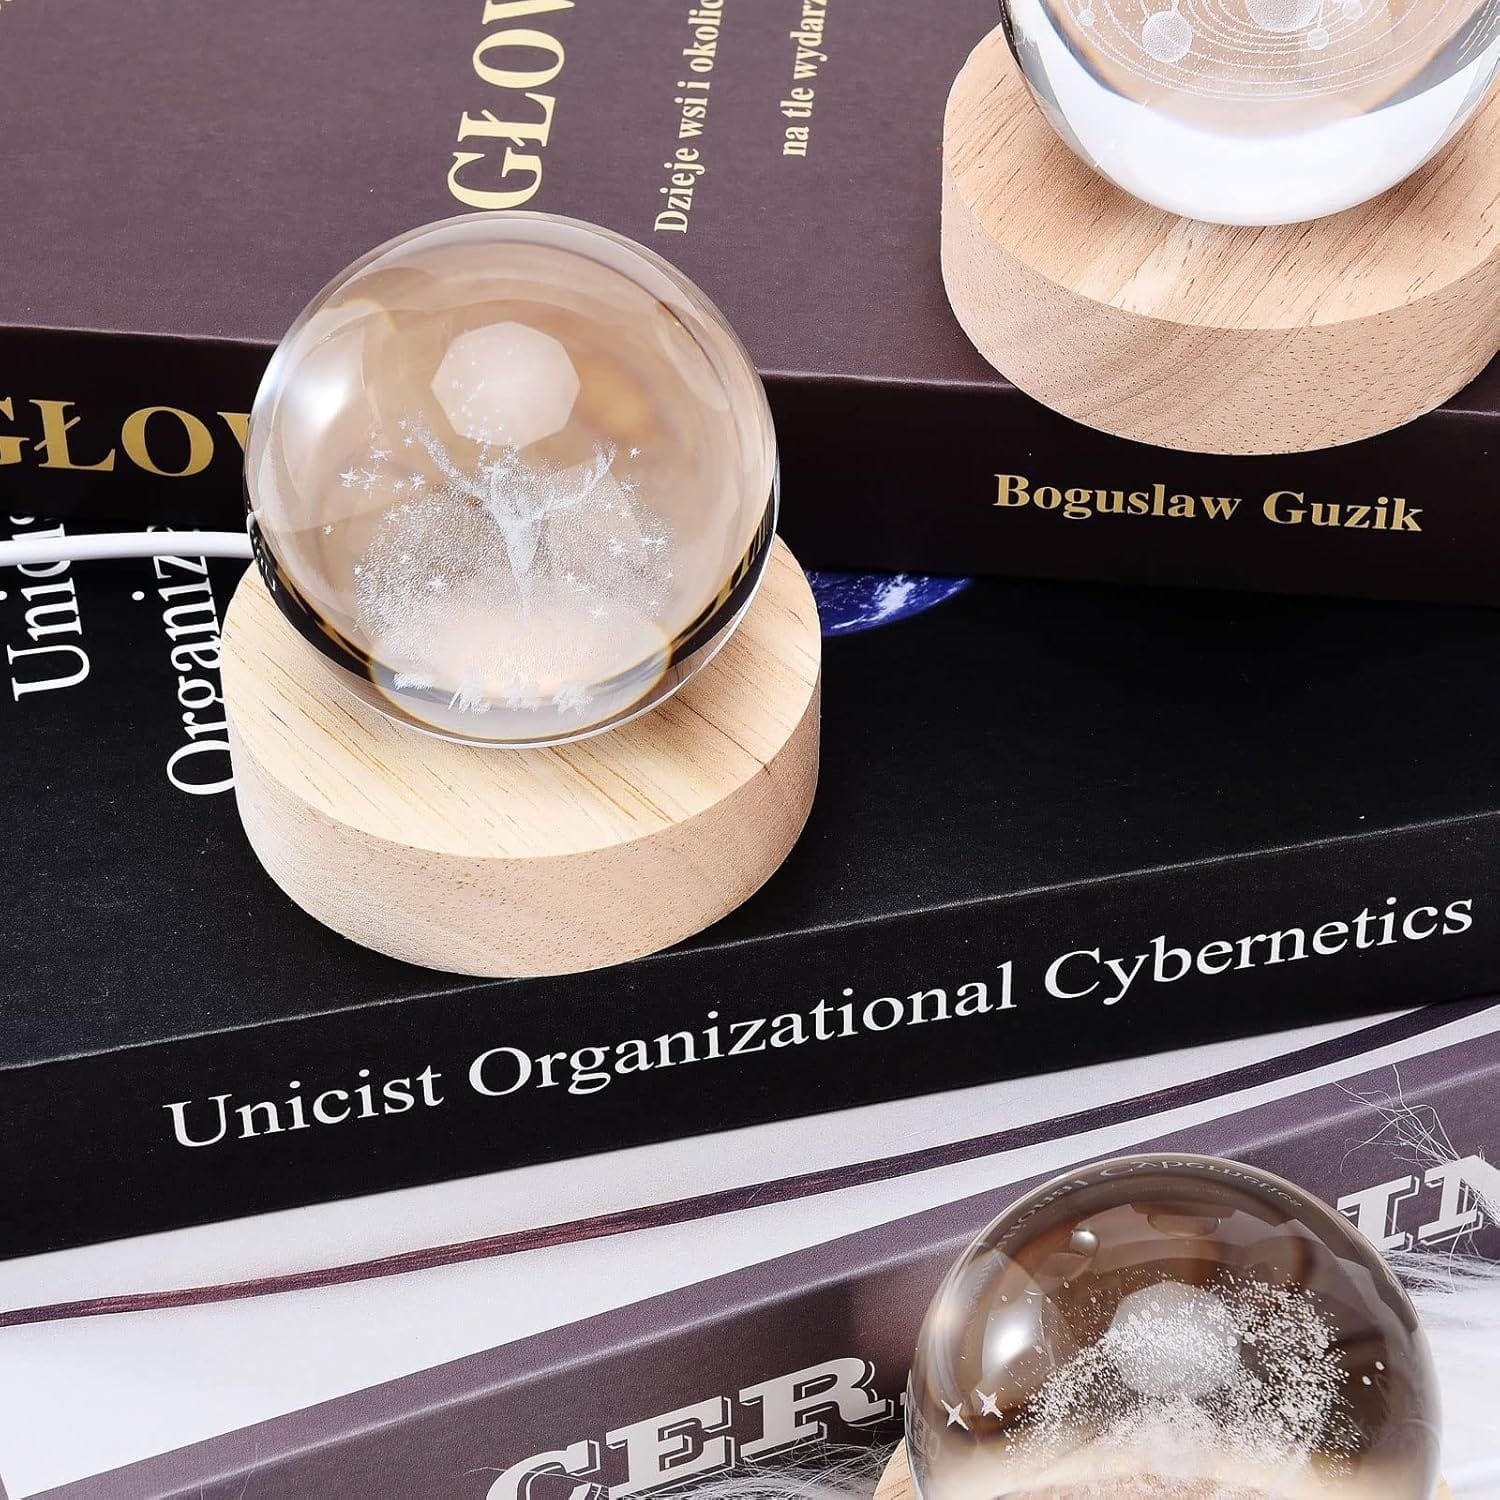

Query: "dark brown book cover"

xmin=0 ymin=0 xmax=1495 ymax=604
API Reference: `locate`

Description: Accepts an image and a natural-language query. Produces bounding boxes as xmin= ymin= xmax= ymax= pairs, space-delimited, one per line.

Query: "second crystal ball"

xmin=908 ymin=1154 xmax=1441 ymax=1499
xmin=246 ymin=212 xmax=777 ymax=746
xmin=1001 ymin=0 xmax=1500 ymax=223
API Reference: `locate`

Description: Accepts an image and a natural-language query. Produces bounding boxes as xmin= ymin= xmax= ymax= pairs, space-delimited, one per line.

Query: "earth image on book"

xmin=807 ymin=572 xmax=970 ymax=635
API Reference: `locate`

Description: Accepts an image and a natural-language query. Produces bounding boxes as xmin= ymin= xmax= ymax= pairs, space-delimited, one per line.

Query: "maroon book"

xmin=3 ymin=1001 xmax=1497 ymax=1498
xmin=0 ymin=0 xmax=1495 ymax=605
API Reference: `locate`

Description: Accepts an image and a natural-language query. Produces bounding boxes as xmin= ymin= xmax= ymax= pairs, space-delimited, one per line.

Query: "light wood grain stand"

xmin=874 ymin=1441 xmax=1452 ymax=1499
xmin=942 ymin=28 xmax=1500 ymax=454
xmin=221 ymin=538 xmax=820 ymax=978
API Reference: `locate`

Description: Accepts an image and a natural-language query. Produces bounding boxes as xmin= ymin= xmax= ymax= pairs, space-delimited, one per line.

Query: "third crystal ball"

xmin=908 ymin=1154 xmax=1441 ymax=1498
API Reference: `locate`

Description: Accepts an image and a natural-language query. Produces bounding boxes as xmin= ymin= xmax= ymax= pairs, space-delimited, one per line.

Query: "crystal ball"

xmin=999 ymin=0 xmax=1500 ymax=222
xmin=246 ymin=213 xmax=777 ymax=747
xmin=907 ymin=1154 xmax=1441 ymax=1499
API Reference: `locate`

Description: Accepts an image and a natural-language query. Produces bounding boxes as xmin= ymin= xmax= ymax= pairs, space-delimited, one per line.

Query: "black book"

xmin=4 ymin=514 xmax=1499 ymax=1259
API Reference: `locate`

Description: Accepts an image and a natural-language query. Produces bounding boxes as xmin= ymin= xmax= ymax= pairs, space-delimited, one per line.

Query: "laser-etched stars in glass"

xmin=246 ymin=212 xmax=777 ymax=746
xmin=907 ymin=1154 xmax=1442 ymax=1499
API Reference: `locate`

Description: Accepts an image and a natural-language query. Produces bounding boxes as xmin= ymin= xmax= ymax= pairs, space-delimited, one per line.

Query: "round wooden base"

xmin=875 ymin=1445 xmax=914 ymax=1500
xmin=941 ymin=29 xmax=1500 ymax=454
xmin=874 ymin=1442 xmax=1452 ymax=1499
xmin=220 ymin=539 xmax=821 ymax=978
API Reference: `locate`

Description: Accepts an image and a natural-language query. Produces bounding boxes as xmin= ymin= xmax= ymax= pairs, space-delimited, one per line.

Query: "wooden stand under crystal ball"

xmin=220 ymin=538 xmax=820 ymax=979
xmin=873 ymin=1443 xmax=1453 ymax=1500
xmin=942 ymin=28 xmax=1500 ymax=454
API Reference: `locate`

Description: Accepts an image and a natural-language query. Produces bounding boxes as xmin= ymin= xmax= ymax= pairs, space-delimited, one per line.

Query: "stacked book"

xmin=2 ymin=1004 xmax=1498 ymax=1497
xmin=6 ymin=540 xmax=1500 ymax=1256
xmin=1 ymin=0 xmax=1497 ymax=1495
xmin=0 ymin=0 xmax=1496 ymax=605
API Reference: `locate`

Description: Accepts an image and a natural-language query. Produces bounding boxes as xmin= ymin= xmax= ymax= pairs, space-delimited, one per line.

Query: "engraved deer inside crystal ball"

xmin=999 ymin=0 xmax=1500 ymax=222
xmin=246 ymin=213 xmax=777 ymax=746
xmin=908 ymin=1154 xmax=1442 ymax=1499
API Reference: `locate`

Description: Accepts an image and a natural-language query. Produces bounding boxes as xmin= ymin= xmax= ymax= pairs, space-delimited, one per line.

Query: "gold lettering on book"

xmin=447 ymin=0 xmax=575 ymax=211
xmin=781 ymin=0 xmax=831 ymax=157
xmin=994 ymin=472 xmax=1423 ymax=534
xmin=0 ymin=396 xmax=248 ymax=479
xmin=121 ymin=406 xmax=215 ymax=478
xmin=33 ymin=398 xmax=117 ymax=473
xmin=0 ymin=399 xmax=22 ymax=466
xmin=651 ymin=1 xmax=727 ymax=235
xmin=1263 ymin=489 xmax=1422 ymax=532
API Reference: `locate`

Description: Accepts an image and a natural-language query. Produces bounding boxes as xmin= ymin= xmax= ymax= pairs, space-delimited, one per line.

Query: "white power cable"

xmin=1450 ymin=1455 xmax=1500 ymax=1494
xmin=0 ymin=530 xmax=253 ymax=569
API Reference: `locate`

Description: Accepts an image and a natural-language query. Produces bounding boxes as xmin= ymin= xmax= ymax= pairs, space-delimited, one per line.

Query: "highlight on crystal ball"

xmin=907 ymin=1154 xmax=1441 ymax=1499
xmin=1000 ymin=0 xmax=1500 ymax=222
xmin=246 ymin=212 xmax=777 ymax=747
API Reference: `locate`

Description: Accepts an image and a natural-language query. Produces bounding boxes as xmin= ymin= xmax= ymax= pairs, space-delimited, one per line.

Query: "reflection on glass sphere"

xmin=246 ymin=212 xmax=777 ymax=747
xmin=999 ymin=0 xmax=1500 ymax=222
xmin=907 ymin=1154 xmax=1441 ymax=1499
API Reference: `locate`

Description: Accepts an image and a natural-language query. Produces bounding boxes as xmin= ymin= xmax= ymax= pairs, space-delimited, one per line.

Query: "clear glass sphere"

xmin=1000 ymin=0 xmax=1500 ymax=222
xmin=246 ymin=212 xmax=777 ymax=747
xmin=908 ymin=1154 xmax=1441 ymax=1499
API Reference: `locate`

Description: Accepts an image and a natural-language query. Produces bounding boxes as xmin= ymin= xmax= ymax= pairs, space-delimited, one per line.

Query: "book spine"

xmin=49 ymin=1020 xmax=1500 ymax=1499
xmin=769 ymin=376 xmax=1500 ymax=608
xmin=8 ymin=332 xmax=1498 ymax=607
xmin=6 ymin=814 xmax=1500 ymax=1260
xmin=0 ymin=329 xmax=263 ymax=529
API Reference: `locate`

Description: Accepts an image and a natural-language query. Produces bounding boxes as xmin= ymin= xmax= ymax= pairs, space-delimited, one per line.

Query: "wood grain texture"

xmin=873 ymin=1442 xmax=1452 ymax=1499
xmin=942 ymin=27 xmax=1500 ymax=453
xmin=876 ymin=1444 xmax=915 ymax=1500
xmin=221 ymin=538 xmax=820 ymax=978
